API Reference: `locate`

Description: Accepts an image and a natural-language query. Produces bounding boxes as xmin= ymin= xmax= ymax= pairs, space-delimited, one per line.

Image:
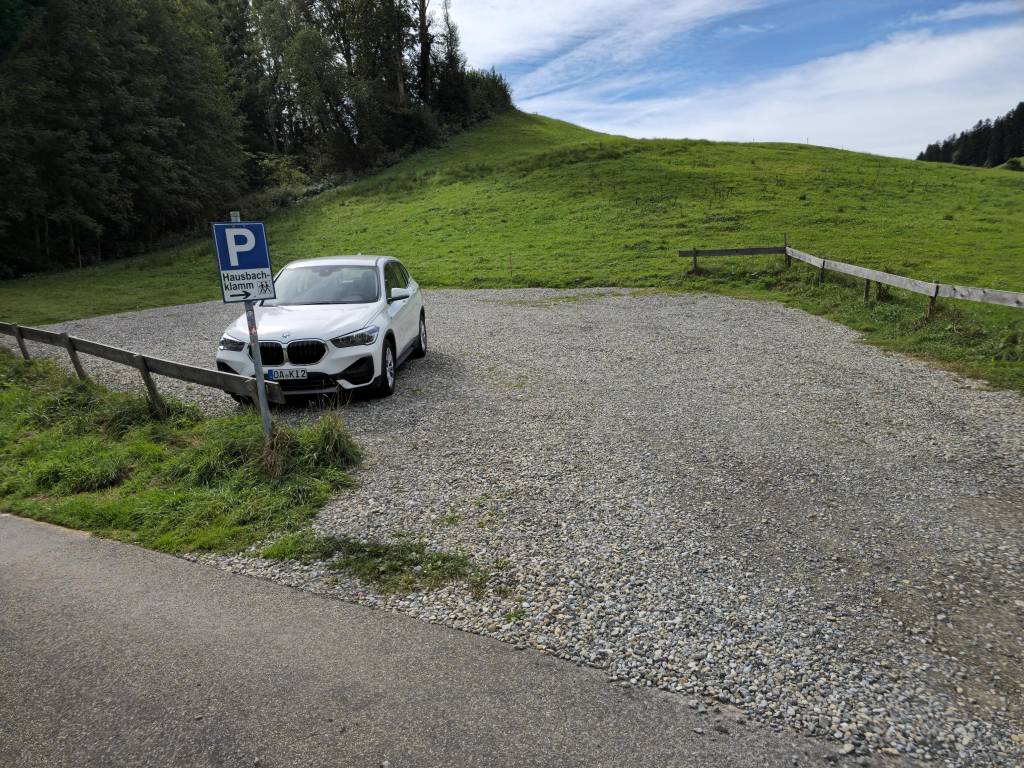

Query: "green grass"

xmin=1 ymin=349 xmax=483 ymax=593
xmin=261 ymin=530 xmax=481 ymax=593
xmin=0 ymin=349 xmax=361 ymax=553
xmin=2 ymin=110 xmax=1022 ymax=388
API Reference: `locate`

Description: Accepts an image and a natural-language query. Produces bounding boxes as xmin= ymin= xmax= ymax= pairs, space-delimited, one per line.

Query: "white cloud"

xmin=510 ymin=1 xmax=769 ymax=99
xmin=447 ymin=0 xmax=622 ymax=67
xmin=448 ymin=0 xmax=768 ymax=80
xmin=714 ymin=22 xmax=775 ymax=38
xmin=518 ymin=23 xmax=1024 ymax=158
xmin=912 ymin=0 xmax=1024 ymax=23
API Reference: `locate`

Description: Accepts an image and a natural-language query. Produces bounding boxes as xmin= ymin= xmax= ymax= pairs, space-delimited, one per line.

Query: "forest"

xmin=917 ymin=101 xmax=1024 ymax=169
xmin=0 ymin=0 xmax=512 ymax=278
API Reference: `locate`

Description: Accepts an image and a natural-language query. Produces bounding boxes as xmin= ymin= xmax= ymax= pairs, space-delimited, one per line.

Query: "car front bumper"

xmin=216 ymin=339 xmax=381 ymax=396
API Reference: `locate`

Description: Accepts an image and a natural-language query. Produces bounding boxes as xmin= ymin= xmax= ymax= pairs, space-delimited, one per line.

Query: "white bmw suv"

xmin=215 ymin=256 xmax=426 ymax=399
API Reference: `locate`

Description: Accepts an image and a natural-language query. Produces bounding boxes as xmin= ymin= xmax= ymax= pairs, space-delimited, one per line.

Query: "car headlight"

xmin=331 ymin=325 xmax=379 ymax=348
xmin=218 ymin=335 xmax=246 ymax=352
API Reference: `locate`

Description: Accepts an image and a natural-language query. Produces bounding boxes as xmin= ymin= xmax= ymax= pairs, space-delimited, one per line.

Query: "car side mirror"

xmin=389 ymin=287 xmax=412 ymax=302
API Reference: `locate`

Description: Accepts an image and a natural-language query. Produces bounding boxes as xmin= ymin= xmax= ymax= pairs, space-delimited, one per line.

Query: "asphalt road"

xmin=0 ymin=514 xmax=857 ymax=768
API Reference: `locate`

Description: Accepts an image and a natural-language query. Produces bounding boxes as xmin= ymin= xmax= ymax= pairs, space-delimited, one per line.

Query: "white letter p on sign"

xmin=225 ymin=227 xmax=255 ymax=267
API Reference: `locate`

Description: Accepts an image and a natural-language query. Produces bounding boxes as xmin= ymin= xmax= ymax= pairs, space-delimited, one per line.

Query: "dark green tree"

xmin=0 ymin=0 xmax=512 ymax=278
xmin=0 ymin=0 xmax=246 ymax=274
xmin=919 ymin=102 xmax=1024 ymax=168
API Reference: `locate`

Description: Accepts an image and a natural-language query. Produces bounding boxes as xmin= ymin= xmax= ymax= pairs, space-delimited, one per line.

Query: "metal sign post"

xmin=213 ymin=211 xmax=275 ymax=441
xmin=244 ymin=299 xmax=274 ymax=442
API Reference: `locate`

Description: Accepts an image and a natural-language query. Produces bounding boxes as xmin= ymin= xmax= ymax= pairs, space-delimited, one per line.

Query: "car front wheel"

xmin=375 ymin=340 xmax=396 ymax=397
xmin=413 ymin=314 xmax=427 ymax=359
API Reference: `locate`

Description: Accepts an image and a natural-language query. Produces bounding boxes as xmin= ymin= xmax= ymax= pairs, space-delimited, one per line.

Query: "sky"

xmin=447 ymin=0 xmax=1024 ymax=158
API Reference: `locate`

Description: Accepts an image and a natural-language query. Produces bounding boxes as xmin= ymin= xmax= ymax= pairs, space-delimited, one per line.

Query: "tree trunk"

xmin=393 ymin=0 xmax=406 ymax=105
xmin=332 ymin=3 xmax=354 ymax=70
xmin=396 ymin=55 xmax=406 ymax=105
xmin=267 ymin=106 xmax=279 ymax=152
xmin=418 ymin=0 xmax=430 ymax=104
xmin=69 ymin=222 xmax=79 ymax=268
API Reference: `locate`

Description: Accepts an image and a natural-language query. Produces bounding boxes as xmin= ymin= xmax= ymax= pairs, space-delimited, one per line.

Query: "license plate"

xmin=268 ymin=369 xmax=307 ymax=380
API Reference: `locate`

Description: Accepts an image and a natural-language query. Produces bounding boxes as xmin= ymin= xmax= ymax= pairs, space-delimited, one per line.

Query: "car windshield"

xmin=264 ymin=264 xmax=379 ymax=306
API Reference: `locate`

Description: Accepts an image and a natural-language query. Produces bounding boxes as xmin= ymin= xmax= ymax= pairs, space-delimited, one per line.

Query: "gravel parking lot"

xmin=19 ymin=289 xmax=1024 ymax=765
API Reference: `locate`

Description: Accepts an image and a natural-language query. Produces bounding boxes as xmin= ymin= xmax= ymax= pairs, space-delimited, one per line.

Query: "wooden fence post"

xmin=818 ymin=262 xmax=826 ymax=284
xmin=692 ymin=247 xmax=698 ymax=272
xmin=12 ymin=326 xmax=30 ymax=360
xmin=247 ymin=377 xmax=260 ymax=404
xmin=132 ymin=354 xmax=167 ymax=417
xmin=60 ymin=333 xmax=87 ymax=380
xmin=928 ymin=282 xmax=939 ymax=317
xmin=784 ymin=233 xmax=791 ymax=268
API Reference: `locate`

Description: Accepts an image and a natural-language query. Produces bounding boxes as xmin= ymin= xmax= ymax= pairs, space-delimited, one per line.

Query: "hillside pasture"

xmin=2 ymin=111 xmax=1022 ymax=388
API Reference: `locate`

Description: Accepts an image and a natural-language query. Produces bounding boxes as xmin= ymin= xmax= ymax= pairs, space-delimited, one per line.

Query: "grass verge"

xmin=0 ymin=349 xmax=360 ymax=553
xmin=676 ymin=259 xmax=1024 ymax=390
xmin=261 ymin=531 xmax=484 ymax=594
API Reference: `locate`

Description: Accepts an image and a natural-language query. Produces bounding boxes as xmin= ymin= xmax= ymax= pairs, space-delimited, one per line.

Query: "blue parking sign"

xmin=212 ymin=222 xmax=276 ymax=303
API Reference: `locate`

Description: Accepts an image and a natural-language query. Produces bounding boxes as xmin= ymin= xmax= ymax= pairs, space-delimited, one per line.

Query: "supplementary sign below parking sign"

xmin=211 ymin=222 xmax=276 ymax=303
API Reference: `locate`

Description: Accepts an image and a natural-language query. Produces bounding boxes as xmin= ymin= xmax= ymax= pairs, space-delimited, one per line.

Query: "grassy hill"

xmin=3 ymin=111 xmax=1023 ymax=388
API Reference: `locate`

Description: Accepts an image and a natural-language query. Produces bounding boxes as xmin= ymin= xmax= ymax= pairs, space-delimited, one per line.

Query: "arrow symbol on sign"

xmin=229 ymin=290 xmax=252 ymax=300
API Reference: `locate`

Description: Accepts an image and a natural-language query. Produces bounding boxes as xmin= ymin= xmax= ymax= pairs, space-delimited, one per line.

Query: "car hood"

xmin=224 ymin=303 xmax=379 ymax=343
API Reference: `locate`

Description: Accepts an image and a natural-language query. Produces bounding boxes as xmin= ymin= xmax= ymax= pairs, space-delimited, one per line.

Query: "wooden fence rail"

xmin=0 ymin=321 xmax=285 ymax=413
xmin=681 ymin=244 xmax=1024 ymax=313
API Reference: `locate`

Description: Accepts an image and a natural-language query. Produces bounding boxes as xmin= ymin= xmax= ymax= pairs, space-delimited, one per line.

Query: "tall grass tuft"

xmin=295 ymin=413 xmax=362 ymax=470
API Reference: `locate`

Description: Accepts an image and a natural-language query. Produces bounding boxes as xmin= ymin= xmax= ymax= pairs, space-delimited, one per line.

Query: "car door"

xmin=395 ymin=260 xmax=423 ymax=338
xmin=384 ymin=261 xmax=415 ymax=353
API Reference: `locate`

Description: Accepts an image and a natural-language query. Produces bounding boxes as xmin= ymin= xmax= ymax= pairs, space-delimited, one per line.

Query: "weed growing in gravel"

xmin=0 ymin=350 xmax=360 ymax=553
xmin=504 ymin=608 xmax=525 ymax=623
xmin=261 ymin=531 xmax=479 ymax=593
xmin=475 ymin=512 xmax=502 ymax=530
xmin=332 ymin=538 xmax=475 ymax=592
xmin=499 ymin=375 xmax=528 ymax=390
xmin=260 ymin=530 xmax=344 ymax=562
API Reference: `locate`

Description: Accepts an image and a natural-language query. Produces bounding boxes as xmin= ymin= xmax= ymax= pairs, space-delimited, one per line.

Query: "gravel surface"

xmin=14 ymin=289 xmax=1024 ymax=766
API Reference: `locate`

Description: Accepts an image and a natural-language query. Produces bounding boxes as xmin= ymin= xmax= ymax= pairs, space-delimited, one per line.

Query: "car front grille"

xmin=249 ymin=342 xmax=284 ymax=366
xmin=247 ymin=340 xmax=325 ymax=366
xmin=287 ymin=340 xmax=327 ymax=365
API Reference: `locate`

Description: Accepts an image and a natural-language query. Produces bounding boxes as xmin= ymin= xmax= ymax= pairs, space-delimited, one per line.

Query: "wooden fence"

xmin=681 ymin=243 xmax=1024 ymax=314
xmin=0 ymin=322 xmax=285 ymax=414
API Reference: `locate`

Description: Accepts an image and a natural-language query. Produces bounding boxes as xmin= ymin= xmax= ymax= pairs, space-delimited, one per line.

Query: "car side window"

xmin=390 ymin=261 xmax=408 ymax=289
xmin=383 ymin=262 xmax=402 ymax=297
xmin=397 ymin=262 xmax=413 ymax=286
